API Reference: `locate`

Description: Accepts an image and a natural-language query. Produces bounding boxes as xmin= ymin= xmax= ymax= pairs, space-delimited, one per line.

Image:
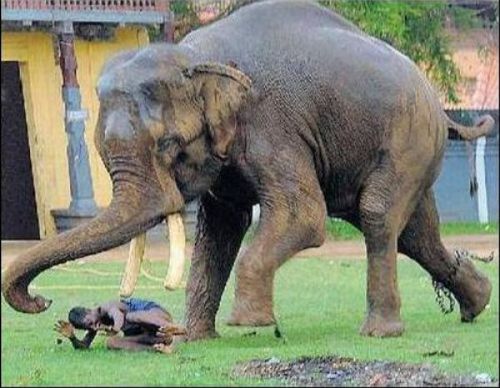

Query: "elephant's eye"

xmin=146 ymin=104 xmax=163 ymax=122
xmin=177 ymin=151 xmax=188 ymax=163
xmin=141 ymin=82 xmax=166 ymax=104
xmin=138 ymin=98 xmax=162 ymax=123
xmin=141 ymin=83 xmax=157 ymax=99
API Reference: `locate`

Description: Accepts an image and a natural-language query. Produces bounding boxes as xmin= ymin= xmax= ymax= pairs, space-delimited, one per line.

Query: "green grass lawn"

xmin=325 ymin=220 xmax=499 ymax=240
xmin=1 ymin=257 xmax=498 ymax=386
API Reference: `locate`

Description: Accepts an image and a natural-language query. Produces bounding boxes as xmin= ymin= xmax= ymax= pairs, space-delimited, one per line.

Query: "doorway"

xmin=1 ymin=61 xmax=40 ymax=240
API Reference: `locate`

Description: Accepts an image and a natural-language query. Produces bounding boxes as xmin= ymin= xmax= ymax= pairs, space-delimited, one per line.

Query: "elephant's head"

xmin=2 ymin=45 xmax=252 ymax=314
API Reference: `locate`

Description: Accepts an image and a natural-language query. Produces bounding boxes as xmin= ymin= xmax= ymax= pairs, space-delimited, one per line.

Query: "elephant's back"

xmin=180 ymin=0 xmax=445 ymax=206
xmin=181 ymin=0 xmax=363 ymax=77
xmin=181 ymin=0 xmax=432 ymax=113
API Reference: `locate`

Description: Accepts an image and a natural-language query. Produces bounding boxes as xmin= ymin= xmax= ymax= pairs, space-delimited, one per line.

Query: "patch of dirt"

xmin=2 ymin=234 xmax=497 ymax=267
xmin=233 ymin=356 xmax=498 ymax=387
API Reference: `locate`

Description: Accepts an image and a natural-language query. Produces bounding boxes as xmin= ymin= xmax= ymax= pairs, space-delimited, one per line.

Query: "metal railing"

xmin=1 ymin=0 xmax=170 ymax=23
xmin=2 ymin=1 xmax=167 ymax=11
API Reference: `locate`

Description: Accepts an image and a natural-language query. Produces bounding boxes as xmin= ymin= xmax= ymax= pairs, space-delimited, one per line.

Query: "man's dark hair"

xmin=68 ymin=307 xmax=91 ymax=330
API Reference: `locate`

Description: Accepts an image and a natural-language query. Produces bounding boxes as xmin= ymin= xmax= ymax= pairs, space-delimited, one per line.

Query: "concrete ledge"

xmin=51 ymin=208 xmax=99 ymax=234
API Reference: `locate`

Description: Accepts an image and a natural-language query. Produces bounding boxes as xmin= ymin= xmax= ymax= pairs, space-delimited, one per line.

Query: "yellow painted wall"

xmin=1 ymin=27 xmax=149 ymax=237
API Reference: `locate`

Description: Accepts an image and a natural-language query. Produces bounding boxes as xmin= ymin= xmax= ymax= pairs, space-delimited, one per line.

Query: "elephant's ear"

xmin=184 ymin=62 xmax=252 ymax=159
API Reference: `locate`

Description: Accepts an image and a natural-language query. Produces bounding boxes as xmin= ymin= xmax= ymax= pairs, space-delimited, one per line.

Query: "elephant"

xmin=2 ymin=0 xmax=494 ymax=341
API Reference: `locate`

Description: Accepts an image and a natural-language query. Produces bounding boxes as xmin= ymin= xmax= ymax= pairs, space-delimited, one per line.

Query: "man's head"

xmin=68 ymin=307 xmax=100 ymax=330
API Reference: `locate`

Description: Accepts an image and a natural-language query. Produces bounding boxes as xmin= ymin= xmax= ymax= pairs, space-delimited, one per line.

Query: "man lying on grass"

xmin=54 ymin=297 xmax=186 ymax=353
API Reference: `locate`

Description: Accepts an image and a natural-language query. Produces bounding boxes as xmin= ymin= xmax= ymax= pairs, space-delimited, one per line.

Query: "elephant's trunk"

xmin=2 ymin=184 xmax=166 ymax=314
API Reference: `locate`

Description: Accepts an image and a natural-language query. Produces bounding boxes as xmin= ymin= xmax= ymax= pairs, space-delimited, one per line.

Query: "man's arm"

xmin=68 ymin=330 xmax=97 ymax=350
xmin=54 ymin=321 xmax=97 ymax=350
xmin=106 ymin=307 xmax=125 ymax=333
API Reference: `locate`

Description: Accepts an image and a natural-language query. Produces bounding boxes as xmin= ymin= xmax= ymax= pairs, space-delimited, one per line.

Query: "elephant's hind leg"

xmin=358 ymin=165 xmax=424 ymax=337
xmin=398 ymin=189 xmax=492 ymax=322
xmin=185 ymin=193 xmax=252 ymax=341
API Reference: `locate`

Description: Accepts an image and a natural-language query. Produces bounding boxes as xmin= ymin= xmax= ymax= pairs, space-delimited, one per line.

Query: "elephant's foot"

xmin=359 ymin=313 xmax=404 ymax=337
xmin=227 ymin=300 xmax=276 ymax=327
xmin=459 ymin=279 xmax=491 ymax=322
xmin=450 ymin=256 xmax=492 ymax=322
xmin=185 ymin=320 xmax=220 ymax=342
xmin=229 ymin=269 xmax=276 ymax=326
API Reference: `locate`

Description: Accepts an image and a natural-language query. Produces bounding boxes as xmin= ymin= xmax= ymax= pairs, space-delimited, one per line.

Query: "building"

xmin=434 ymin=26 xmax=499 ymax=223
xmin=1 ymin=1 xmax=172 ymax=239
xmin=1 ymin=2 xmax=497 ymax=242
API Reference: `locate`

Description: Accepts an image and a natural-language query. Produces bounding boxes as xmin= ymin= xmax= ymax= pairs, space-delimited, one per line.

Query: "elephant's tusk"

xmin=164 ymin=213 xmax=186 ymax=290
xmin=119 ymin=233 xmax=146 ymax=297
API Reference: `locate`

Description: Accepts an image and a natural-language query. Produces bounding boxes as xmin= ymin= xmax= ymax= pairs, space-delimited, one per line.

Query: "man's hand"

xmin=54 ymin=320 xmax=75 ymax=339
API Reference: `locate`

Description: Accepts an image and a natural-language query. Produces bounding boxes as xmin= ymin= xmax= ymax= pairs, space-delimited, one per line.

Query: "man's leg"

xmin=106 ymin=334 xmax=162 ymax=352
xmin=126 ymin=308 xmax=174 ymax=330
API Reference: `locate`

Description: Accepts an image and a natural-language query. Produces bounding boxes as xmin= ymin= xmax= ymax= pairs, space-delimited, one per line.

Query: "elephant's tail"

xmin=446 ymin=114 xmax=495 ymax=140
xmin=444 ymin=113 xmax=495 ymax=197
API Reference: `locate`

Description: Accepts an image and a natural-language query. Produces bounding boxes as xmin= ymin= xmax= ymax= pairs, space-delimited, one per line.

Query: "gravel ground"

xmin=233 ymin=356 xmax=498 ymax=387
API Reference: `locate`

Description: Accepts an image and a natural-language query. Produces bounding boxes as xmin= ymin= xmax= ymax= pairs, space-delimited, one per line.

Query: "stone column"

xmin=161 ymin=11 xmax=175 ymax=43
xmin=51 ymin=21 xmax=98 ymax=232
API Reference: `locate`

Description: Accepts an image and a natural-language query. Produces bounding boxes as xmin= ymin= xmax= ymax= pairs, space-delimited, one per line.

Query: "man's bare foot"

xmin=156 ymin=330 xmax=173 ymax=345
xmin=153 ymin=343 xmax=174 ymax=354
xmin=157 ymin=324 xmax=187 ymax=344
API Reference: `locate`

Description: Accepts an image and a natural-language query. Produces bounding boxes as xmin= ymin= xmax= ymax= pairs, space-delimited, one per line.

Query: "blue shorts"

xmin=120 ymin=298 xmax=162 ymax=313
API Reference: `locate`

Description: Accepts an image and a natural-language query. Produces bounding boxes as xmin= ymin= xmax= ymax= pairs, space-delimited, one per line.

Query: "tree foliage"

xmin=320 ymin=0 xmax=488 ymax=103
xmin=169 ymin=0 xmax=493 ymax=104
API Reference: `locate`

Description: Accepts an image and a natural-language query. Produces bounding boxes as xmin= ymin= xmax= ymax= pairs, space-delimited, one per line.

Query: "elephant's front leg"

xmin=185 ymin=193 xmax=251 ymax=341
xmin=228 ymin=179 xmax=326 ymax=326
